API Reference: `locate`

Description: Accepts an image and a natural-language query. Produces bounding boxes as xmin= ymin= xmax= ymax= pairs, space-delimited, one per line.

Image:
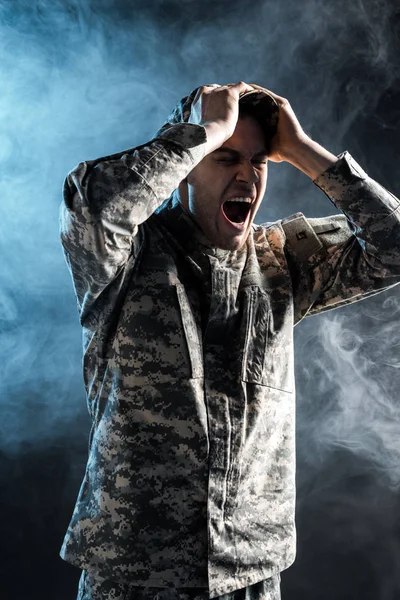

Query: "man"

xmin=60 ymin=82 xmax=400 ymax=600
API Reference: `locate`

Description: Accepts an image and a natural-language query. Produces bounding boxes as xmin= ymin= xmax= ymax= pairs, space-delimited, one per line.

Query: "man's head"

xmin=178 ymin=111 xmax=269 ymax=251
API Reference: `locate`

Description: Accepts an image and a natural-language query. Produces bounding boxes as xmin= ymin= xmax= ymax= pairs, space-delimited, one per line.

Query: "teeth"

xmin=227 ymin=197 xmax=253 ymax=203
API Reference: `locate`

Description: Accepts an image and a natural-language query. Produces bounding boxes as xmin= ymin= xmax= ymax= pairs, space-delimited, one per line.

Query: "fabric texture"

xmin=77 ymin=569 xmax=281 ymax=600
xmin=60 ymin=85 xmax=400 ymax=598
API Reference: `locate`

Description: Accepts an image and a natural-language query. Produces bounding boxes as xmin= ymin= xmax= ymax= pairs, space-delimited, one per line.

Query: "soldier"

xmin=60 ymin=82 xmax=400 ymax=600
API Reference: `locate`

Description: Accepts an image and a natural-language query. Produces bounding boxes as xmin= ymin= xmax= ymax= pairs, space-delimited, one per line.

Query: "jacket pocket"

xmin=241 ymin=286 xmax=293 ymax=393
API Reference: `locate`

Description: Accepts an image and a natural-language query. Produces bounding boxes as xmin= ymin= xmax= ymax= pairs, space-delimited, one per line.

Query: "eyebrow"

xmin=212 ymin=147 xmax=269 ymax=158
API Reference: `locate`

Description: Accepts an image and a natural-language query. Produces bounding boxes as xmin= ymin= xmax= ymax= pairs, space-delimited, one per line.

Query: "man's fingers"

xmin=249 ymin=83 xmax=276 ymax=97
xmin=198 ymin=82 xmax=253 ymax=95
xmin=226 ymin=81 xmax=261 ymax=98
xmin=193 ymin=84 xmax=220 ymax=100
xmin=228 ymin=81 xmax=254 ymax=92
xmin=202 ymin=84 xmax=221 ymax=89
xmin=248 ymin=83 xmax=286 ymax=105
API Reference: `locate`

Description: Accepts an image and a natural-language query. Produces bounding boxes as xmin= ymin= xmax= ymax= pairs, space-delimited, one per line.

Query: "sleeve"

xmin=281 ymin=151 xmax=400 ymax=326
xmin=59 ymin=122 xmax=207 ymax=325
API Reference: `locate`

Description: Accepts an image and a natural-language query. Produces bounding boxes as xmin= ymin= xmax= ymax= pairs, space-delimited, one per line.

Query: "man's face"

xmin=178 ymin=115 xmax=269 ymax=251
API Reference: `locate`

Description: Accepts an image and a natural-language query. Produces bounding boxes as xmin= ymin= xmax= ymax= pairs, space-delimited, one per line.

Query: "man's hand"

xmin=188 ymin=82 xmax=254 ymax=154
xmin=247 ymin=84 xmax=308 ymax=163
xmin=249 ymin=83 xmax=338 ymax=179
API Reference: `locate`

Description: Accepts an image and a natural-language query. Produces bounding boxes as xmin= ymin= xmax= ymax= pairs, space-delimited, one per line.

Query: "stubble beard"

xmin=186 ymin=186 xmax=250 ymax=252
xmin=201 ymin=210 xmax=250 ymax=251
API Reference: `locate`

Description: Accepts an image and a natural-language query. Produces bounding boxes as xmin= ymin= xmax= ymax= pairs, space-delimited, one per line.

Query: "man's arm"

xmin=60 ymin=123 xmax=208 ymax=325
xmin=283 ymin=137 xmax=338 ymax=180
xmin=280 ymin=152 xmax=400 ymax=325
xmin=60 ymin=82 xmax=254 ymax=326
xmin=248 ymin=83 xmax=400 ymax=323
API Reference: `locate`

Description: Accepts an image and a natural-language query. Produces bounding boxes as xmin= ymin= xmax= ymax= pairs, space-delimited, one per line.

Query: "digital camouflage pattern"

xmin=76 ymin=568 xmax=281 ymax=600
xmin=60 ymin=86 xmax=400 ymax=599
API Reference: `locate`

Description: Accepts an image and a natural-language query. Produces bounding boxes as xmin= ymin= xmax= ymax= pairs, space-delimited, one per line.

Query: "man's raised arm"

xmin=250 ymin=83 xmax=400 ymax=323
xmin=60 ymin=82 xmax=255 ymax=325
xmin=60 ymin=122 xmax=207 ymax=324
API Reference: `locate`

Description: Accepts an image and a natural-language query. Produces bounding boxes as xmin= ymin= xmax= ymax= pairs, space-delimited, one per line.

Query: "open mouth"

xmin=222 ymin=199 xmax=252 ymax=224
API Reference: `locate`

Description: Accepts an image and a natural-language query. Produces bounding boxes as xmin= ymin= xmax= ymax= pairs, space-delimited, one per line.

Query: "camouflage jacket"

xmin=60 ymin=120 xmax=400 ymax=598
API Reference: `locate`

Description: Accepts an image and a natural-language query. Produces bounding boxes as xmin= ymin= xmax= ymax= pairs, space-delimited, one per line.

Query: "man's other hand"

xmin=248 ymin=84 xmax=309 ymax=164
xmin=249 ymin=83 xmax=338 ymax=178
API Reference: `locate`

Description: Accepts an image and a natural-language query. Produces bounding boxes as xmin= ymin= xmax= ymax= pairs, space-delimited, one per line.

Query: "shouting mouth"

xmin=221 ymin=197 xmax=253 ymax=226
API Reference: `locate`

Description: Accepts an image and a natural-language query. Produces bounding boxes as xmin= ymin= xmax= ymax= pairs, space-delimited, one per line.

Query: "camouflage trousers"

xmin=76 ymin=570 xmax=281 ymax=600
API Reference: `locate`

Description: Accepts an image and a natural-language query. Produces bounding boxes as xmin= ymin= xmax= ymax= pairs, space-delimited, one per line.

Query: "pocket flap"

xmin=281 ymin=214 xmax=323 ymax=262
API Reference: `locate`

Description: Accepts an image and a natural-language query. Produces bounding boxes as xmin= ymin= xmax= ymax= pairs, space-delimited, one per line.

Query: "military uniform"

xmin=60 ymin=91 xmax=400 ymax=599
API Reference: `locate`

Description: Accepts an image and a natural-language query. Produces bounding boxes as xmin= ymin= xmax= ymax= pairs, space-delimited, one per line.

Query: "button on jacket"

xmin=60 ymin=113 xmax=400 ymax=597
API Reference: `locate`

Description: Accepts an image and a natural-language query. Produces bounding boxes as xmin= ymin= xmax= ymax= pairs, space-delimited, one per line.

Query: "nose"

xmin=235 ymin=160 xmax=260 ymax=185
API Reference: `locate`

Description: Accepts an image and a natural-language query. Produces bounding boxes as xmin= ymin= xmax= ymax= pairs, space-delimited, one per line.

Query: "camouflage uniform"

xmin=76 ymin=569 xmax=281 ymax=599
xmin=60 ymin=88 xmax=400 ymax=599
